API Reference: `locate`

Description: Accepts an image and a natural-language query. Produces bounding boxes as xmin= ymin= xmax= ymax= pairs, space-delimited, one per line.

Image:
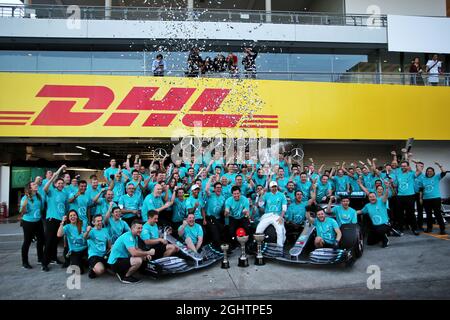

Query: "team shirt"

xmin=205 ymin=193 xmax=226 ymax=219
xmin=20 ymin=195 xmax=43 ymax=223
xmin=361 ymin=198 xmax=389 ymax=226
xmin=185 ymin=195 xmax=205 ymax=220
xmin=142 ymin=194 xmax=164 ymax=222
xmin=331 ymin=205 xmax=358 ymax=226
xmin=172 ymin=198 xmax=187 ymax=223
xmin=69 ymin=192 xmax=91 ymax=227
xmin=178 ymin=223 xmax=203 ymax=245
xmin=118 ymin=193 xmax=143 ymax=219
xmin=313 ymin=217 xmax=339 ymax=244
xmin=225 ymin=195 xmax=250 ymax=219
xmin=107 ymin=231 xmax=138 ymax=264
xmin=260 ymin=191 xmax=287 ymax=215
xmin=141 ymin=222 xmax=160 ymax=241
xmin=63 ymin=224 xmax=87 ymax=253
xmin=106 ymin=217 xmax=130 ymax=244
xmin=333 ymin=175 xmax=349 ymax=193
xmin=395 ymin=170 xmax=416 ymax=196
xmin=286 ymin=200 xmax=307 ymax=224
xmin=420 ymin=174 xmax=444 ymax=200
xmin=46 ymin=188 xmax=68 ymax=221
xmin=87 ymin=228 xmax=110 ymax=259
xmin=296 ymin=180 xmax=312 ymax=201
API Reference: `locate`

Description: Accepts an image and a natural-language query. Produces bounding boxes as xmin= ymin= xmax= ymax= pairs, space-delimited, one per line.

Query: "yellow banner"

xmin=0 ymin=72 xmax=449 ymax=140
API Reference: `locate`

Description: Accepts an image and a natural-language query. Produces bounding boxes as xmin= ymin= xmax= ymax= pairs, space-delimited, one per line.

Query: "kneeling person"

xmin=141 ymin=210 xmax=179 ymax=259
xmin=107 ymin=220 xmax=155 ymax=284
xmin=84 ymin=214 xmax=111 ymax=279
xmin=178 ymin=213 xmax=203 ymax=253
xmin=306 ymin=209 xmax=342 ymax=249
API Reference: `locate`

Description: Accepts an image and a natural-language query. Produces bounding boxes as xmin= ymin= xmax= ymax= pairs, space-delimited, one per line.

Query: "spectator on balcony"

xmin=426 ymin=54 xmax=443 ymax=86
xmin=226 ymin=52 xmax=238 ymax=74
xmin=242 ymin=47 xmax=258 ymax=79
xmin=409 ymin=57 xmax=424 ymax=86
xmin=213 ymin=53 xmax=227 ymax=72
xmin=202 ymin=56 xmax=215 ymax=74
xmin=186 ymin=47 xmax=203 ymax=77
xmin=152 ymin=54 xmax=166 ymax=77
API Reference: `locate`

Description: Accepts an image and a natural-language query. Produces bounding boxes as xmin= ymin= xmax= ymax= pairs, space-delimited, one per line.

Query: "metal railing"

xmin=1 ymin=70 xmax=449 ymax=86
xmin=0 ymin=4 xmax=387 ymax=27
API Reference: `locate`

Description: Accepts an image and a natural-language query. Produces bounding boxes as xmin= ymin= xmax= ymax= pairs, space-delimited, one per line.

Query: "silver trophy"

xmin=253 ymin=233 xmax=266 ymax=266
xmin=237 ymin=235 xmax=249 ymax=267
xmin=220 ymin=244 xmax=230 ymax=269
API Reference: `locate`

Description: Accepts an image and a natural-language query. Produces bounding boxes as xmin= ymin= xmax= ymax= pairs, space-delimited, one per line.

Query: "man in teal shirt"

xmin=141 ymin=210 xmax=179 ymax=258
xmin=357 ymin=187 xmax=390 ymax=247
xmin=203 ymin=181 xmax=226 ymax=249
xmin=68 ymin=180 xmax=91 ymax=228
xmin=186 ymin=184 xmax=206 ymax=225
xmin=118 ymin=184 xmax=143 ymax=227
xmin=419 ymin=163 xmax=447 ymax=234
xmin=107 ymin=220 xmax=155 ymax=284
xmin=225 ymin=186 xmax=250 ymax=249
xmin=326 ymin=196 xmax=357 ymax=226
xmin=393 ymin=161 xmax=420 ymax=235
xmin=306 ymin=208 xmax=341 ymax=249
xmin=178 ymin=212 xmax=204 ymax=253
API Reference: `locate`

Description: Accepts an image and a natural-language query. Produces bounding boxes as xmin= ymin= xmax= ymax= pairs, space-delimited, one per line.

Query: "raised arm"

xmin=44 ymin=164 xmax=66 ymax=193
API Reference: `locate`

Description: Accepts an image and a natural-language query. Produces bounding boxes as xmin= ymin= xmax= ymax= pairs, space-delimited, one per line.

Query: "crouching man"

xmin=306 ymin=208 xmax=342 ymax=249
xmin=107 ymin=220 xmax=155 ymax=284
xmin=141 ymin=210 xmax=179 ymax=259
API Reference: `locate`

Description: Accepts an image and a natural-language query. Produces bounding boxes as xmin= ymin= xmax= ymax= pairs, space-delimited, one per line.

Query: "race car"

xmin=257 ymin=204 xmax=364 ymax=268
xmin=142 ymin=228 xmax=224 ymax=278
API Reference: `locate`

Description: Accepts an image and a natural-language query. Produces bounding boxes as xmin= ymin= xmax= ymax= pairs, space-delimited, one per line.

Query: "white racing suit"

xmin=255 ymin=212 xmax=286 ymax=247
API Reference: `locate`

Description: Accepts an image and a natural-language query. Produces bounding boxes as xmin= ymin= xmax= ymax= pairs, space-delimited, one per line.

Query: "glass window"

xmin=91 ymin=51 xmax=144 ymax=75
xmin=37 ymin=51 xmax=91 ymax=73
xmin=0 ymin=51 xmax=37 ymax=71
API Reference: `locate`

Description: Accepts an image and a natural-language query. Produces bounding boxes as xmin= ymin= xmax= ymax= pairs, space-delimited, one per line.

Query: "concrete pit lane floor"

xmin=0 ymin=221 xmax=449 ymax=300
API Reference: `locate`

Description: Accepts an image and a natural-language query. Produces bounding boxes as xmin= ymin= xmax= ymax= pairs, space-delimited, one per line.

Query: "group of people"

xmin=409 ymin=54 xmax=445 ymax=86
xmin=185 ymin=47 xmax=258 ymax=77
xmin=18 ymin=148 xmax=447 ymax=284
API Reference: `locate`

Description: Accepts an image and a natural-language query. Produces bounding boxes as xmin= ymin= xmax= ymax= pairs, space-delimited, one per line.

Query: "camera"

xmin=100 ymin=183 xmax=107 ymax=188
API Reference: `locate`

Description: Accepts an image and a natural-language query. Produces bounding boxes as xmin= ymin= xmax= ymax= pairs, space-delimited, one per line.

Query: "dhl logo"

xmin=0 ymin=85 xmax=278 ymax=129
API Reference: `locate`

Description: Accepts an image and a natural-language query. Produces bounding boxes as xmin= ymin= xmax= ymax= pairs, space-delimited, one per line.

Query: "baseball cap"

xmin=269 ymin=181 xmax=278 ymax=188
xmin=191 ymin=184 xmax=200 ymax=191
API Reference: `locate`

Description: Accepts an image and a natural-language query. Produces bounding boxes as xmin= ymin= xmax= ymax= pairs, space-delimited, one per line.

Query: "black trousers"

xmin=204 ymin=216 xmax=224 ymax=249
xmin=21 ymin=220 xmax=45 ymax=265
xmin=415 ymin=193 xmax=425 ymax=227
xmin=390 ymin=195 xmax=400 ymax=229
xmin=397 ymin=195 xmax=418 ymax=231
xmin=367 ymin=224 xmax=389 ymax=245
xmin=423 ymin=198 xmax=446 ymax=231
xmin=228 ymin=217 xmax=251 ymax=248
xmin=69 ymin=249 xmax=88 ymax=274
xmin=43 ymin=218 xmax=61 ymax=266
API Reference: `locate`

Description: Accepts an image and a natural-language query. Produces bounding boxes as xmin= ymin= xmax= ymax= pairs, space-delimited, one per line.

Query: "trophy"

xmin=253 ymin=233 xmax=265 ymax=266
xmin=237 ymin=235 xmax=249 ymax=267
xmin=220 ymin=244 xmax=230 ymax=269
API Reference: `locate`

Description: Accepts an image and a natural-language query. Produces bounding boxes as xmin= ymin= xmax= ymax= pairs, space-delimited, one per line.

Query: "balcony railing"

xmin=1 ymin=70 xmax=448 ymax=86
xmin=0 ymin=4 xmax=387 ymax=27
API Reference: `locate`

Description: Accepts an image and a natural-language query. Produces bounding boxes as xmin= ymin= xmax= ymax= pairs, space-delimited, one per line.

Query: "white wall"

xmin=345 ymin=0 xmax=447 ymax=17
xmin=387 ymin=15 xmax=450 ymax=53
xmin=0 ymin=166 xmax=10 ymax=215
xmin=0 ymin=18 xmax=387 ymax=44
